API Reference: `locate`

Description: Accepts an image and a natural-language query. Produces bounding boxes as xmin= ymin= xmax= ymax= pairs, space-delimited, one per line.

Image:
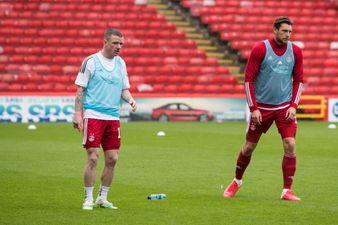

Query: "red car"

xmin=151 ymin=103 xmax=214 ymax=122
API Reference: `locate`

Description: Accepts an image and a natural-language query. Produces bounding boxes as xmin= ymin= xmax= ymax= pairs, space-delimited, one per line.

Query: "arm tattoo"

xmin=74 ymin=87 xmax=84 ymax=112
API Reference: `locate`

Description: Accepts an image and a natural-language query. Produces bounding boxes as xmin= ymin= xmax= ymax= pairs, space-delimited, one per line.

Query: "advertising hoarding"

xmin=0 ymin=96 xmax=247 ymax=123
xmin=328 ymin=98 xmax=338 ymax=122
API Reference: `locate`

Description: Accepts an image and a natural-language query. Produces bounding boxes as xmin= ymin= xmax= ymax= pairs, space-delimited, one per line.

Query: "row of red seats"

xmin=198 ymin=7 xmax=336 ymax=18
xmin=1 ymin=73 xmax=75 ymax=83
xmin=130 ymin=83 xmax=245 ymax=94
xmin=0 ymin=82 xmax=246 ymax=94
xmin=0 ymin=23 xmax=178 ymax=36
xmin=0 ymin=83 xmax=77 ymax=92
xmin=2 ymin=0 xmax=135 ymax=4
xmin=1 ymin=73 xmax=236 ymax=85
xmin=1 ymin=22 xmax=176 ymax=32
xmin=303 ymin=86 xmax=338 ymax=95
xmin=0 ymin=63 xmax=229 ymax=78
xmin=1 ymin=14 xmax=167 ymax=27
xmin=229 ymin=40 xmax=337 ymax=59
xmin=302 ymin=58 xmax=337 ymax=69
xmin=182 ymin=0 xmax=335 ymax=11
xmin=212 ymin=23 xmax=337 ymax=35
xmin=221 ymin=32 xmax=334 ymax=50
xmin=209 ymin=24 xmax=337 ymax=41
xmin=229 ymin=34 xmax=337 ymax=43
xmin=128 ymin=65 xmax=229 ymax=76
xmin=4 ymin=3 xmax=156 ymax=14
xmin=1 ymin=37 xmax=196 ymax=48
xmin=305 ymin=67 xmax=338 ymax=77
xmin=202 ymin=15 xmax=337 ymax=27
xmin=130 ymin=74 xmax=237 ymax=85
xmin=1 ymin=46 xmax=205 ymax=59
xmin=2 ymin=56 xmax=219 ymax=67
xmin=306 ymin=76 xmax=338 ymax=85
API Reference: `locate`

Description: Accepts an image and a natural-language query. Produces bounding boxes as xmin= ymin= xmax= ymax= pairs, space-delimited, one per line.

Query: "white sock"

xmin=282 ymin=188 xmax=289 ymax=196
xmin=84 ymin=187 xmax=94 ymax=202
xmin=234 ymin=178 xmax=243 ymax=186
xmin=97 ymin=185 xmax=110 ymax=200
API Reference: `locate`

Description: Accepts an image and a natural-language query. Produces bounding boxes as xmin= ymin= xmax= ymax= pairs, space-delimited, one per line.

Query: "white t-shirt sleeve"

xmin=75 ymin=57 xmax=95 ymax=88
xmin=121 ymin=58 xmax=131 ymax=90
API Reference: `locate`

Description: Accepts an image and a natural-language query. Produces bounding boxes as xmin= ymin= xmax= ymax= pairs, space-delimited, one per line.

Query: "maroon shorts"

xmin=246 ymin=107 xmax=297 ymax=143
xmin=82 ymin=118 xmax=121 ymax=151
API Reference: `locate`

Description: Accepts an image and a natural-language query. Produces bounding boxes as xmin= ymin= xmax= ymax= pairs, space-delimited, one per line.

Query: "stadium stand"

xmin=0 ymin=0 xmax=239 ymax=94
xmin=1 ymin=0 xmax=336 ymax=96
xmin=180 ymin=0 xmax=338 ymax=95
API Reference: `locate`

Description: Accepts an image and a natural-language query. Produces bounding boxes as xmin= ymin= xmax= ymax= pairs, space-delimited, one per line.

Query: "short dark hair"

xmin=274 ymin=16 xmax=293 ymax=29
xmin=104 ymin=28 xmax=123 ymax=40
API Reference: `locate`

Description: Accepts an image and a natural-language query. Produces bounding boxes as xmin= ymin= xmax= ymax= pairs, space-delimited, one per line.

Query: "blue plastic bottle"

xmin=147 ymin=194 xmax=167 ymax=200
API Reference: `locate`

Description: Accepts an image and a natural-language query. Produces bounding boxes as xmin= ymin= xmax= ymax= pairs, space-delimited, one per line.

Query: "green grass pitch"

xmin=0 ymin=121 xmax=337 ymax=225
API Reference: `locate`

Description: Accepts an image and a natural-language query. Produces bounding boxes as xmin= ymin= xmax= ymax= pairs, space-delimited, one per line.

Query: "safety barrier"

xmin=297 ymin=95 xmax=326 ymax=120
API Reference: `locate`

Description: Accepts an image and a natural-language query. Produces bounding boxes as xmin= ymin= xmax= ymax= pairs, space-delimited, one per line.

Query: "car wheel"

xmin=158 ymin=114 xmax=169 ymax=122
xmin=199 ymin=114 xmax=208 ymax=122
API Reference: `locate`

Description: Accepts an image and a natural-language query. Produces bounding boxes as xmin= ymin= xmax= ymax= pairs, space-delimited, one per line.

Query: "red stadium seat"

xmin=152 ymin=84 xmax=165 ymax=93
xmin=193 ymin=84 xmax=206 ymax=93
xmin=168 ymin=75 xmax=182 ymax=84
xmin=180 ymin=84 xmax=193 ymax=93
xmin=59 ymin=75 xmax=71 ymax=83
xmin=68 ymin=85 xmax=78 ymax=93
xmin=16 ymin=74 xmax=30 ymax=83
xmin=220 ymin=84 xmax=234 ymax=93
xmin=155 ymin=76 xmax=168 ymax=84
xmin=23 ymin=83 xmax=39 ymax=91
xmin=129 ymin=75 xmax=145 ymax=85
xmin=8 ymin=83 xmax=22 ymax=91
xmin=198 ymin=75 xmax=212 ymax=84
xmin=0 ymin=83 xmax=9 ymax=91
xmin=38 ymin=83 xmax=53 ymax=91
xmin=205 ymin=84 xmax=222 ymax=93
xmin=234 ymin=85 xmax=245 ymax=94
xmin=320 ymin=77 xmax=333 ymax=86
xmin=54 ymin=84 xmax=68 ymax=92
xmin=166 ymin=84 xmax=178 ymax=93
xmin=29 ymin=74 xmax=43 ymax=83
xmin=183 ymin=75 xmax=198 ymax=84
xmin=1 ymin=74 xmax=16 ymax=83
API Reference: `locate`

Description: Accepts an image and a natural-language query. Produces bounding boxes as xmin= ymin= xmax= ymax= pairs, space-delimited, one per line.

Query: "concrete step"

xmin=195 ymin=39 xmax=212 ymax=45
xmin=228 ymin=66 xmax=241 ymax=74
xmin=173 ymin=21 xmax=190 ymax=26
xmin=157 ymin=9 xmax=176 ymax=15
xmin=218 ymin=59 xmax=233 ymax=64
xmin=164 ymin=15 xmax=182 ymax=21
xmin=176 ymin=26 xmax=197 ymax=32
xmin=149 ymin=0 xmax=241 ymax=74
xmin=186 ymin=33 xmax=204 ymax=39
xmin=150 ymin=4 xmax=168 ymax=9
xmin=234 ymin=73 xmax=245 ymax=82
xmin=198 ymin=46 xmax=218 ymax=51
xmin=147 ymin=0 xmax=162 ymax=3
xmin=206 ymin=52 xmax=224 ymax=58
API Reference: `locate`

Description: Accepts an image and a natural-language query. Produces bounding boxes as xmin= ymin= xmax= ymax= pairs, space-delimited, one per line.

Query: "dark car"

xmin=151 ymin=103 xmax=214 ymax=122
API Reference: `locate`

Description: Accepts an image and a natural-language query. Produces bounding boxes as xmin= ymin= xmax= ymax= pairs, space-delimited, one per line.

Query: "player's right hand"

xmin=129 ymin=99 xmax=137 ymax=112
xmin=73 ymin=111 xmax=83 ymax=132
xmin=251 ymin=110 xmax=262 ymax=125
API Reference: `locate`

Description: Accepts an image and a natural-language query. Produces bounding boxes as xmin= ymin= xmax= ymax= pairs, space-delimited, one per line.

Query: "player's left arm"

xmin=286 ymin=44 xmax=304 ymax=121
